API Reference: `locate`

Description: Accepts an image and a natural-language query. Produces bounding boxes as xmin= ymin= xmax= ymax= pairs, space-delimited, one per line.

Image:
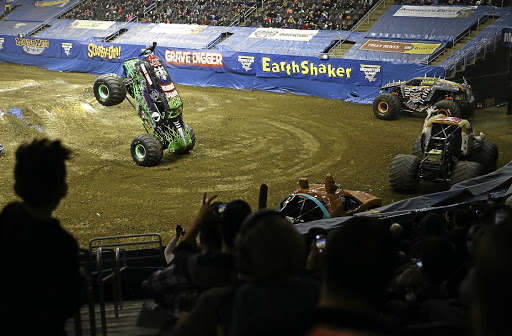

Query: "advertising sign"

xmin=360 ymin=39 xmax=441 ymax=55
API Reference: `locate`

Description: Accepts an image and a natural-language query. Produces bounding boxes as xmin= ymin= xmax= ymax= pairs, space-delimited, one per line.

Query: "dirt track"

xmin=0 ymin=63 xmax=511 ymax=247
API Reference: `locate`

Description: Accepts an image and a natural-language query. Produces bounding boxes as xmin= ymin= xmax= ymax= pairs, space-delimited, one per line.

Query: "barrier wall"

xmin=2 ymin=5 xmax=509 ymax=103
xmin=0 ymin=34 xmax=444 ymax=103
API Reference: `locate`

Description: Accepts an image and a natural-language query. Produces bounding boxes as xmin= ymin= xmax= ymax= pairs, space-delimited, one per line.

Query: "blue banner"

xmin=252 ymin=54 xmax=383 ymax=86
xmin=0 ymin=34 xmax=446 ymax=104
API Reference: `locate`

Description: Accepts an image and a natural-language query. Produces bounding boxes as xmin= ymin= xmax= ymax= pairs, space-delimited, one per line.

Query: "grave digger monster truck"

xmin=277 ymin=174 xmax=382 ymax=224
xmin=373 ymin=76 xmax=476 ymax=120
xmin=389 ymin=109 xmax=498 ymax=193
xmin=93 ymin=42 xmax=195 ymax=166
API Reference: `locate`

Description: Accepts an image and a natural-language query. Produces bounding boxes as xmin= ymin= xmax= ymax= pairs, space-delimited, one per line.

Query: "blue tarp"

xmin=4 ymin=0 xmax=81 ymax=22
xmin=367 ymin=5 xmax=506 ymax=43
xmin=0 ymin=33 xmax=444 ymax=103
xmin=0 ymin=20 xmax=43 ymax=35
xmin=215 ymin=27 xmax=353 ymax=56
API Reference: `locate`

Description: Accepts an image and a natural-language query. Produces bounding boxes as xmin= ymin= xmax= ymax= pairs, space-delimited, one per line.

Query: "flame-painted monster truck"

xmin=93 ymin=42 xmax=195 ymax=166
xmin=277 ymin=174 xmax=382 ymax=224
xmin=373 ymin=76 xmax=476 ymax=120
xmin=389 ymin=109 xmax=498 ymax=193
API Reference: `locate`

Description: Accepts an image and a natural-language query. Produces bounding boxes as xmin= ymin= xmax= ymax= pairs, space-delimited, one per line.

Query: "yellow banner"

xmin=360 ymin=39 xmax=441 ymax=55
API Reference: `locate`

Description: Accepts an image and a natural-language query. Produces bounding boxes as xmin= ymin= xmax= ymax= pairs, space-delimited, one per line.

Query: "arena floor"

xmin=1 ymin=62 xmax=511 ymax=247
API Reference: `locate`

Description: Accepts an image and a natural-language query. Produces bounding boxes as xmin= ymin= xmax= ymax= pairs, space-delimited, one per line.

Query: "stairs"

xmin=66 ymin=300 xmax=159 ymax=336
xmin=351 ymin=0 xmax=394 ymax=33
xmin=430 ymin=17 xmax=497 ymax=66
xmin=330 ymin=0 xmax=393 ymax=58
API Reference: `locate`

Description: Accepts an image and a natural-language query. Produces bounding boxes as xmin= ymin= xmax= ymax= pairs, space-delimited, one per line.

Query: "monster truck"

xmin=277 ymin=174 xmax=382 ymax=224
xmin=93 ymin=42 xmax=195 ymax=167
xmin=373 ymin=76 xmax=476 ymax=120
xmin=389 ymin=109 xmax=498 ymax=193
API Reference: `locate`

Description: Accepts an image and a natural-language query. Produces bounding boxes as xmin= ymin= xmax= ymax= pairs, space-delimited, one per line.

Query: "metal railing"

xmin=89 ymin=233 xmax=164 ymax=336
xmin=73 ymin=248 xmax=98 ymax=336
xmin=144 ymin=1 xmax=158 ymax=18
xmin=351 ymin=0 xmax=389 ymax=33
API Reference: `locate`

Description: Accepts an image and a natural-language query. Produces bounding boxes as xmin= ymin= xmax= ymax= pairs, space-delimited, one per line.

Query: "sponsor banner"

xmin=254 ymin=54 xmax=382 ymax=86
xmin=236 ymin=53 xmax=257 ymax=74
xmin=69 ymin=20 xmax=115 ymax=30
xmin=0 ymin=38 xmax=4 ymax=51
xmin=35 ymin=0 xmax=70 ymax=6
xmin=150 ymin=24 xmax=205 ymax=35
xmin=83 ymin=42 xmax=122 ymax=61
xmin=394 ymin=5 xmax=477 ymax=18
xmin=11 ymin=36 xmax=60 ymax=57
xmin=360 ymin=39 xmax=441 ymax=55
xmin=249 ymin=28 xmax=318 ymax=41
xmin=61 ymin=42 xmax=73 ymax=58
xmin=502 ymin=28 xmax=512 ymax=47
xmin=164 ymin=49 xmax=224 ymax=69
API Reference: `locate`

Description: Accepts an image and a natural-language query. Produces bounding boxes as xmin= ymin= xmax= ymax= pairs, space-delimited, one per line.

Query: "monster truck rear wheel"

xmin=412 ymin=135 xmax=423 ymax=157
xmin=389 ymin=154 xmax=421 ymax=193
xmin=131 ymin=134 xmax=163 ymax=167
xmin=373 ymin=93 xmax=401 ymax=120
xmin=451 ymin=161 xmax=483 ymax=186
xmin=93 ymin=73 xmax=127 ymax=106
xmin=468 ymin=142 xmax=498 ymax=174
xmin=175 ymin=124 xmax=196 ymax=155
xmin=433 ymin=100 xmax=461 ymax=117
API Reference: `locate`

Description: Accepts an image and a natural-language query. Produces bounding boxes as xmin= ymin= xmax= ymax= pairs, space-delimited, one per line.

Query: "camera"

xmin=315 ymin=234 xmax=326 ymax=252
xmin=217 ymin=203 xmax=227 ymax=214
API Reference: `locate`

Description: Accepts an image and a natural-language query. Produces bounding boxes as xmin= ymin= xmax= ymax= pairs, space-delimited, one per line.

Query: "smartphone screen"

xmin=315 ymin=234 xmax=326 ymax=251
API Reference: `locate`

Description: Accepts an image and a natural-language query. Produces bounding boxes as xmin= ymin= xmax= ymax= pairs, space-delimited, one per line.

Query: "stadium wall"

xmin=0 ymin=35 xmax=444 ymax=104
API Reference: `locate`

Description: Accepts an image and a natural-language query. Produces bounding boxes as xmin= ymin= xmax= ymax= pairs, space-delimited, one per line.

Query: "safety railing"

xmin=89 ymin=233 xmax=164 ymax=336
xmin=351 ymin=0 xmax=389 ymax=33
xmin=73 ymin=248 xmax=98 ymax=336
xmin=442 ymin=30 xmax=501 ymax=79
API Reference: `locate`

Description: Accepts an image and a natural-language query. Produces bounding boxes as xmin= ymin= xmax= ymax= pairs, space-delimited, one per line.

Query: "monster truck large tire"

xmin=93 ymin=73 xmax=127 ymax=106
xmin=373 ymin=93 xmax=401 ymax=120
xmin=433 ymin=100 xmax=461 ymax=117
xmin=450 ymin=161 xmax=483 ymax=186
xmin=468 ymin=142 xmax=498 ymax=175
xmin=131 ymin=134 xmax=163 ymax=167
xmin=175 ymin=124 xmax=196 ymax=155
xmin=412 ymin=135 xmax=423 ymax=157
xmin=389 ymin=154 xmax=421 ymax=193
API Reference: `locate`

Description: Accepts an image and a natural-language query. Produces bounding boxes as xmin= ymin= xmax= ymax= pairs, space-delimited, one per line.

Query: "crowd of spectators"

xmin=61 ymin=0 xmax=375 ymax=30
xmin=2 ymin=137 xmax=512 ymax=336
xmin=136 ymin=179 xmax=512 ymax=335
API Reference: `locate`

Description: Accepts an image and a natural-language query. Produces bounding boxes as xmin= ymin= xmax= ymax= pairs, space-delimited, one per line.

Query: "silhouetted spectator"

xmin=170 ymin=199 xmax=252 ymax=336
xmin=0 ymin=139 xmax=86 ymax=336
xmin=473 ymin=222 xmax=512 ymax=336
xmin=308 ymin=217 xmax=397 ymax=335
xmin=226 ymin=209 xmax=319 ymax=336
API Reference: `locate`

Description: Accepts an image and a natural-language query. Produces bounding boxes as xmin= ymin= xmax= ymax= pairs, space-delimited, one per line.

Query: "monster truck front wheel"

xmin=412 ymin=135 xmax=423 ymax=157
xmin=93 ymin=73 xmax=127 ymax=106
xmin=175 ymin=124 xmax=196 ymax=155
xmin=468 ymin=142 xmax=498 ymax=174
xmin=433 ymin=100 xmax=461 ymax=117
xmin=451 ymin=160 xmax=483 ymax=186
xmin=131 ymin=134 xmax=163 ymax=167
xmin=389 ymin=154 xmax=421 ymax=193
xmin=373 ymin=93 xmax=401 ymax=120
